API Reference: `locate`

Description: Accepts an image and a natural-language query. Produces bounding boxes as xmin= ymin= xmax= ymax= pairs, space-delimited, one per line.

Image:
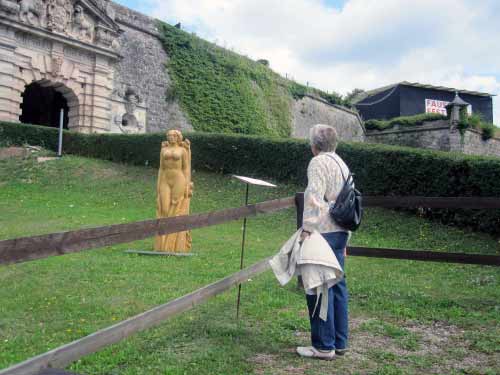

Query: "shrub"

xmin=457 ymin=112 xmax=499 ymax=140
xmin=2 ymin=121 xmax=500 ymax=235
xmin=287 ymin=81 xmax=344 ymax=106
xmin=365 ymin=113 xmax=447 ymax=131
xmin=481 ymin=123 xmax=496 ymax=140
xmin=288 ymin=82 xmax=308 ymax=100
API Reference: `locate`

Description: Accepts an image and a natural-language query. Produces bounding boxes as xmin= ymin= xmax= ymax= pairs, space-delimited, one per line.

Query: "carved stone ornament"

xmin=95 ymin=0 xmax=108 ymax=11
xmin=51 ymin=55 xmax=63 ymax=77
xmin=96 ymin=27 xmax=114 ymax=47
xmin=116 ymin=86 xmax=144 ymax=134
xmin=47 ymin=0 xmax=72 ymax=34
xmin=125 ymin=87 xmax=140 ymax=110
xmin=72 ymin=4 xmax=94 ymax=42
xmin=3 ymin=0 xmax=120 ymax=49
xmin=0 ymin=0 xmax=20 ymax=15
xmin=18 ymin=0 xmax=45 ymax=27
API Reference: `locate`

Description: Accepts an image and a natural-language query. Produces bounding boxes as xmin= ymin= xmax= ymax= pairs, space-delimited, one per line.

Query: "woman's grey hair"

xmin=309 ymin=124 xmax=338 ymax=152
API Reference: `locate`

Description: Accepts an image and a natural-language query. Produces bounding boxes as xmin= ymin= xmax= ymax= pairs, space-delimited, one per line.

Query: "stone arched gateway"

xmin=0 ymin=0 xmax=147 ymax=133
xmin=20 ymin=79 xmax=78 ymax=129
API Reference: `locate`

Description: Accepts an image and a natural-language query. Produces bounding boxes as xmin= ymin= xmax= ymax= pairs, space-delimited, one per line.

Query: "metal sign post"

xmin=57 ymin=108 xmax=64 ymax=157
xmin=232 ymin=175 xmax=276 ymax=319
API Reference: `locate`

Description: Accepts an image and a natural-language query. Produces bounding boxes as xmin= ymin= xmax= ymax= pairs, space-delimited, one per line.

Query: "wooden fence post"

xmin=295 ymin=192 xmax=304 ymax=229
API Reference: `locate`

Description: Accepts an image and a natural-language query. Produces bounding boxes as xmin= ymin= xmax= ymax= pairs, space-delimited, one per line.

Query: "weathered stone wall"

xmin=110 ymin=2 xmax=192 ymax=133
xmin=109 ymin=7 xmax=366 ymax=140
xmin=366 ymin=120 xmax=500 ymax=157
xmin=292 ymin=95 xmax=365 ymax=142
xmin=365 ymin=121 xmax=451 ymax=150
xmin=459 ymin=129 xmax=500 ymax=157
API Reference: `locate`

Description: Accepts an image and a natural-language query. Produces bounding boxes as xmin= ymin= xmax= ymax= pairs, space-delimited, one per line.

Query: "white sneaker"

xmin=335 ymin=348 xmax=348 ymax=356
xmin=296 ymin=346 xmax=335 ymax=360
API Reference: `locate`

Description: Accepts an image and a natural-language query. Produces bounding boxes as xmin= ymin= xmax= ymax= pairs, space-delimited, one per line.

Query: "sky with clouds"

xmin=116 ymin=0 xmax=499 ymax=123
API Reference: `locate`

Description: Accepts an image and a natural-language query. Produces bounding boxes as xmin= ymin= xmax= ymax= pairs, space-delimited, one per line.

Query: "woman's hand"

xmin=300 ymin=230 xmax=311 ymax=243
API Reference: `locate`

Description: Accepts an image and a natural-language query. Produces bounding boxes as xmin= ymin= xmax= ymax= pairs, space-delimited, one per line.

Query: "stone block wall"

xmin=459 ymin=129 xmax=500 ymax=157
xmin=292 ymin=95 xmax=365 ymax=142
xmin=110 ymin=2 xmax=192 ymax=133
xmin=366 ymin=120 xmax=500 ymax=157
xmin=365 ymin=121 xmax=451 ymax=150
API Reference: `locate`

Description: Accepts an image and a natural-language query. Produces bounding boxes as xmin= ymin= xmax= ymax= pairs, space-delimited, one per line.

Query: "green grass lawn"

xmin=0 ymin=149 xmax=499 ymax=375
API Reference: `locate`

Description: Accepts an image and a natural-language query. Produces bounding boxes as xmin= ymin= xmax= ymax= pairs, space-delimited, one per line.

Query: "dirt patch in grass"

xmin=249 ymin=317 xmax=499 ymax=375
xmin=250 ymin=353 xmax=310 ymax=375
xmin=405 ymin=321 xmax=498 ymax=374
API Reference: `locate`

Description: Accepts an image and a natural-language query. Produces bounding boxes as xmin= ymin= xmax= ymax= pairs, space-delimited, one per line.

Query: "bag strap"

xmin=324 ymin=153 xmax=349 ymax=183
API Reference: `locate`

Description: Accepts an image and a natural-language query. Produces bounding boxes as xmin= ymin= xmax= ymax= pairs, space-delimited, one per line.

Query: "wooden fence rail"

xmin=0 ymin=258 xmax=271 ymax=375
xmin=0 ymin=197 xmax=295 ymax=266
xmin=295 ymin=193 xmax=500 ymax=210
xmin=295 ymin=193 xmax=500 ymax=267
xmin=363 ymin=196 xmax=500 ymax=209
xmin=347 ymin=247 xmax=500 ymax=266
xmin=2 ymin=195 xmax=499 ymax=267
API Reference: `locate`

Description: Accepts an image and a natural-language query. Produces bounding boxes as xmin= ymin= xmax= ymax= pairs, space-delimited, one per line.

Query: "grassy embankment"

xmin=0 ymin=151 xmax=499 ymax=374
xmin=158 ymin=22 xmax=346 ymax=137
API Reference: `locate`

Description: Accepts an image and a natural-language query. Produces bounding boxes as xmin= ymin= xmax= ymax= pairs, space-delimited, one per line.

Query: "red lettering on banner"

xmin=425 ymin=98 xmax=449 ymax=114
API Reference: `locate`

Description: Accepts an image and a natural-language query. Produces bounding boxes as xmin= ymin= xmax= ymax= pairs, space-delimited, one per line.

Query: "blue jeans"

xmin=305 ymin=231 xmax=348 ymax=351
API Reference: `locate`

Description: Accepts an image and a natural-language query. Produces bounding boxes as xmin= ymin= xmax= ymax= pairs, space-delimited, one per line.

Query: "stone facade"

xmin=366 ymin=120 xmax=500 ymax=157
xmin=292 ymin=95 xmax=365 ymax=142
xmin=0 ymin=0 xmax=123 ymax=133
xmin=0 ymin=0 xmax=191 ymax=134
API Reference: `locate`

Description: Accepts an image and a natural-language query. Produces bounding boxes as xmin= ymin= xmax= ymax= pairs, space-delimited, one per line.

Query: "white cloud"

xmin=142 ymin=0 xmax=500 ymax=123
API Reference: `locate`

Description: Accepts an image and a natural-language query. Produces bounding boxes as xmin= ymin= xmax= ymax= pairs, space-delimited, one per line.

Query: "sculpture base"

xmin=125 ymin=250 xmax=194 ymax=257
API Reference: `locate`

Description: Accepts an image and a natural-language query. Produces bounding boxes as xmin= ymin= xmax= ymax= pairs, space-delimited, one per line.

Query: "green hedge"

xmin=2 ymin=121 xmax=500 ymax=235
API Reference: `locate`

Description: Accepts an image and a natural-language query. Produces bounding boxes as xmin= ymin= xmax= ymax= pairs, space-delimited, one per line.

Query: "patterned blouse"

xmin=302 ymin=151 xmax=350 ymax=234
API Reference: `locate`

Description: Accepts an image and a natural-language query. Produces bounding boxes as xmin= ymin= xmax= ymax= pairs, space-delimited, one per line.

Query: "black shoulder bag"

xmin=325 ymin=154 xmax=363 ymax=231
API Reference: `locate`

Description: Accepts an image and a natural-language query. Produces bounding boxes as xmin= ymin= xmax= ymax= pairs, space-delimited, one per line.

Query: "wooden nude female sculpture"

xmin=154 ymin=130 xmax=193 ymax=252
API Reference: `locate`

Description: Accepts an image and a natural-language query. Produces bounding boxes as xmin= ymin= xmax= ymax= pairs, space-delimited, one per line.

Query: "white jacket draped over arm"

xmin=269 ymin=229 xmax=344 ymax=321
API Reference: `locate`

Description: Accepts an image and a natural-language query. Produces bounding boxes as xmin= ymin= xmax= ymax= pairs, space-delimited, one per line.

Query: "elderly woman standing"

xmin=297 ymin=124 xmax=350 ymax=360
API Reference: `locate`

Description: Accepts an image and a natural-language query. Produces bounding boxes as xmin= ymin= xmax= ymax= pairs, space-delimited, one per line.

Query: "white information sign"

xmin=232 ymin=175 xmax=277 ymax=187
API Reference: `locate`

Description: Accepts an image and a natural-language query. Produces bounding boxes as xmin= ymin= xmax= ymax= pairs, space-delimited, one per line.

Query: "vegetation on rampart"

xmin=364 ymin=113 xmax=447 ymax=131
xmin=157 ymin=22 xmax=346 ymax=136
xmin=458 ymin=112 xmax=499 ymax=140
xmin=366 ymin=112 xmax=500 ymax=140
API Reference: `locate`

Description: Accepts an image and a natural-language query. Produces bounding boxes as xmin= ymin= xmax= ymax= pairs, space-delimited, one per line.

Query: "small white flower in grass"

xmin=69 ymin=204 xmax=74 ymax=208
